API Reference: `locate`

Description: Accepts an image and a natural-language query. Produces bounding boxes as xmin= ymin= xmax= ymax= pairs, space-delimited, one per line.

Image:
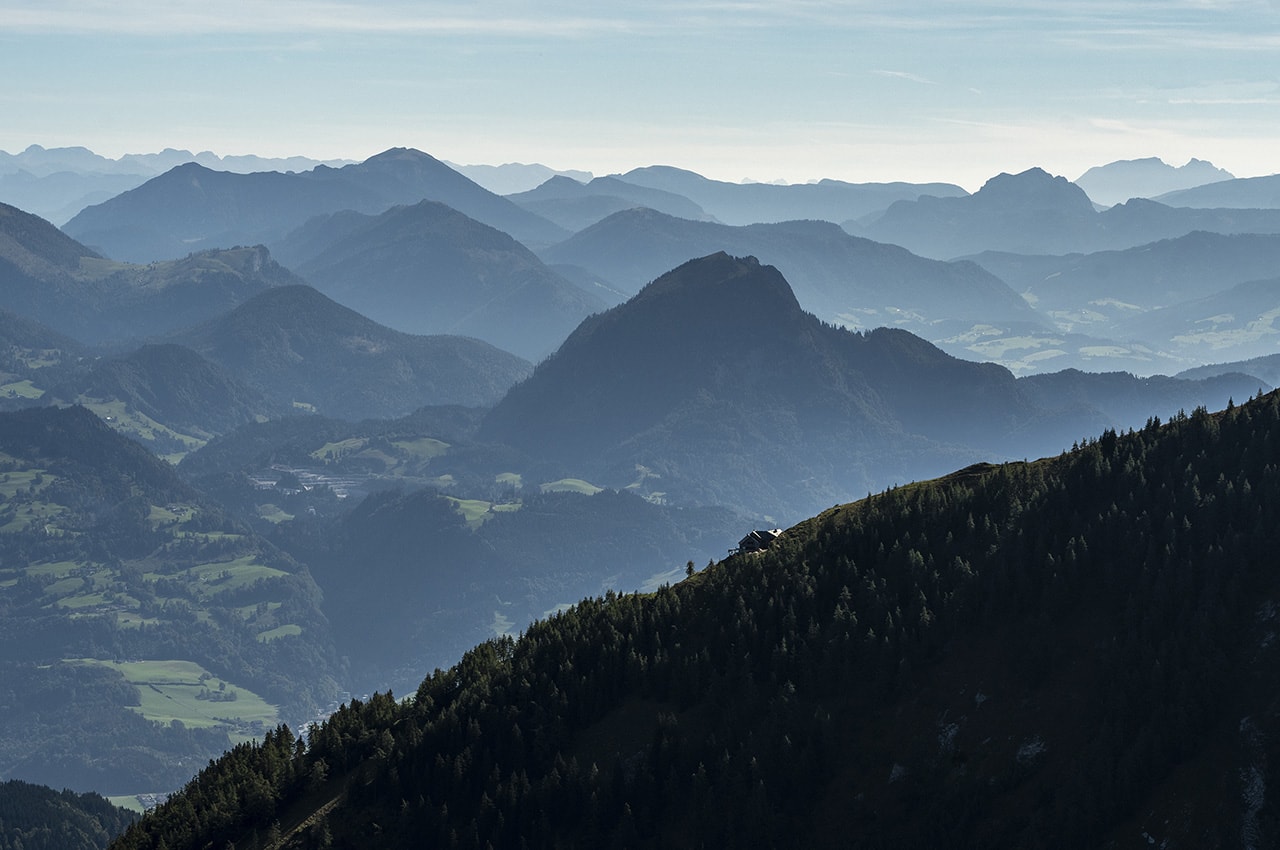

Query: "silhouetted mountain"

xmin=304 ymin=148 xmax=568 ymax=246
xmin=45 ymin=343 xmax=281 ymax=437
xmin=1016 ymin=368 xmax=1262 ymax=430
xmin=854 ymin=167 xmax=1280 ymax=259
xmin=539 ymin=208 xmax=1041 ymax=336
xmin=0 ymin=205 xmax=300 ymax=343
xmin=276 ymin=200 xmax=604 ymax=360
xmin=444 ymin=161 xmax=593 ymax=195
xmin=61 ymin=163 xmax=382 ymax=262
xmin=1154 ymin=173 xmax=1280 ymax=209
xmin=63 ymin=148 xmax=567 ymax=263
xmin=0 ymin=779 xmax=136 ymax=850
xmin=1177 ymin=354 xmax=1280 ymax=387
xmin=1075 ymin=157 xmax=1232 ymax=207
xmin=170 ymin=285 xmax=532 ymax=420
xmin=481 ymin=253 xmax=1052 ymax=519
xmin=113 ymin=391 xmax=1280 ymax=849
xmin=508 ymin=175 xmax=711 ymax=231
xmin=618 ymin=164 xmax=966 ymax=225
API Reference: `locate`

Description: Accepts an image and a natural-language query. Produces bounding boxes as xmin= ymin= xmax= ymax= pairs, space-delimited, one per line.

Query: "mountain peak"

xmin=974 ymin=167 xmax=1093 ymax=211
xmin=630 ymin=252 xmax=802 ymax=321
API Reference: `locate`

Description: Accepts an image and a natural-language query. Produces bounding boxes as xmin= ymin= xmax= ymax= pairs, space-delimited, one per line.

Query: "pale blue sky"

xmin=2 ymin=0 xmax=1278 ymax=189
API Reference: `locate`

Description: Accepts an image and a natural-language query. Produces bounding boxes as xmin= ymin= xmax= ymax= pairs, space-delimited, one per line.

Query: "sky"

xmin=2 ymin=0 xmax=1278 ymax=190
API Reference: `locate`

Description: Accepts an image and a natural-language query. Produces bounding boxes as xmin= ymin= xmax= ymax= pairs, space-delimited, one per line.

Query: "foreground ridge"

xmin=115 ymin=393 xmax=1280 ymax=849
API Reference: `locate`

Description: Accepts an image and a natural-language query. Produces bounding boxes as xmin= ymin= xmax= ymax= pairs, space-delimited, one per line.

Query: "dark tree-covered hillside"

xmin=112 ymin=391 xmax=1280 ymax=849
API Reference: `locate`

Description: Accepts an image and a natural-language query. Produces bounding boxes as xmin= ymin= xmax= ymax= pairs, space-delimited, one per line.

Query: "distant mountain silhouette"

xmin=539 ymin=207 xmax=1042 ymax=336
xmin=276 ymin=200 xmax=604 ymax=361
xmin=482 ymin=253 xmax=1248 ymax=519
xmin=63 ymin=148 xmax=568 ymax=263
xmin=170 ymin=284 xmax=532 ymax=420
xmin=0 ymin=203 xmax=297 ymax=343
xmin=1075 ymin=157 xmax=1232 ymax=207
xmin=443 ymin=161 xmax=593 ymax=195
xmin=617 ymin=165 xmax=966 ymax=225
xmin=1016 ymin=368 xmax=1262 ymax=431
xmin=508 ymin=174 xmax=712 ymax=231
xmin=853 ymin=167 xmax=1280 ymax=259
xmin=0 ymin=144 xmax=349 ymax=225
xmin=1177 ymin=354 xmax=1280 ymax=387
xmin=1154 ymin=173 xmax=1280 ymax=209
xmin=481 ymin=252 xmax=1053 ymax=519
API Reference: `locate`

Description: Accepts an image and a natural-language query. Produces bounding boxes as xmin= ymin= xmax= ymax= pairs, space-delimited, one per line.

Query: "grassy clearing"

xmin=391 ymin=437 xmax=449 ymax=460
xmin=181 ymin=557 xmax=288 ymax=595
xmin=495 ymin=472 xmax=523 ymax=488
xmin=448 ymin=498 xmax=521 ymax=528
xmin=257 ymin=624 xmax=302 ymax=642
xmin=0 ymin=500 xmax=65 ymax=533
xmin=56 ymin=591 xmax=109 ymax=609
xmin=256 ymin=503 xmax=294 ymax=524
xmin=77 ymin=399 xmax=208 ymax=461
xmin=540 ymin=478 xmax=604 ymax=496
xmin=0 ymin=468 xmax=53 ymax=499
xmin=26 ymin=560 xmax=82 ymax=578
xmin=311 ymin=437 xmax=368 ymax=462
xmin=70 ymin=658 xmax=279 ymax=737
xmin=0 ymin=379 xmax=44 ymax=399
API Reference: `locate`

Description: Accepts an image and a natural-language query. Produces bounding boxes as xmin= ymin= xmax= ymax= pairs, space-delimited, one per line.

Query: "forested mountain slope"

xmin=0 ymin=780 xmax=136 ymax=850
xmin=112 ymin=390 xmax=1280 ymax=849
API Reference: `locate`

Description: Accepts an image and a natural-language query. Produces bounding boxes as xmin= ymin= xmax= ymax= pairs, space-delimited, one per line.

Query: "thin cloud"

xmin=871 ymin=70 xmax=937 ymax=85
xmin=0 ymin=1 xmax=641 ymax=37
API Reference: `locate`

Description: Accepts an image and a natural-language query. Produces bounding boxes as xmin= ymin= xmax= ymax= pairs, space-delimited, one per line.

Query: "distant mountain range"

xmin=62 ymin=148 xmax=568 ymax=263
xmin=616 ymin=165 xmax=966 ymax=226
xmin=0 ymin=201 xmax=300 ymax=344
xmin=1074 ymin=157 xmax=1233 ymax=207
xmin=851 ymin=167 xmax=1280 ymax=260
xmin=1154 ymin=173 xmax=1280 ymax=209
xmin=444 ymin=161 xmax=593 ymax=195
xmin=275 ymin=200 xmax=606 ymax=360
xmin=0 ymin=144 xmax=352 ymax=226
xmin=538 ymin=207 xmax=1041 ymax=338
xmin=507 ymin=174 xmax=713 ymax=232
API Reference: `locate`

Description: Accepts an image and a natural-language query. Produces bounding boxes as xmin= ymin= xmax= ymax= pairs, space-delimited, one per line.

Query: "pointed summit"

xmin=973 ymin=167 xmax=1095 ymax=213
xmin=481 ymin=253 xmax=1035 ymax=517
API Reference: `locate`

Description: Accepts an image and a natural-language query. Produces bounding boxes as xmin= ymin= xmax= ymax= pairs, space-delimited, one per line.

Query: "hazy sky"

xmin=2 ymin=0 xmax=1278 ymax=189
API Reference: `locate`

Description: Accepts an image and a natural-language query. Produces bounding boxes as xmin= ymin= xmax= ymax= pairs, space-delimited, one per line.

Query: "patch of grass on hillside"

xmin=148 ymin=504 xmax=197 ymax=527
xmin=256 ymin=503 xmax=294 ymax=524
xmin=69 ymin=659 xmax=278 ymax=740
xmin=180 ymin=557 xmax=288 ymax=596
xmin=79 ymin=399 xmax=207 ymax=453
xmin=0 ymin=468 xmax=54 ymax=499
xmin=256 ymin=624 xmax=302 ymax=642
xmin=540 ymin=478 xmax=604 ymax=495
xmin=1 ymin=500 xmax=66 ymax=532
xmin=311 ymin=437 xmax=368 ymax=462
xmin=495 ymin=472 xmax=523 ymax=488
xmin=391 ymin=437 xmax=449 ymax=460
xmin=0 ymin=379 xmax=44 ymax=399
xmin=448 ymin=497 xmax=522 ymax=529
